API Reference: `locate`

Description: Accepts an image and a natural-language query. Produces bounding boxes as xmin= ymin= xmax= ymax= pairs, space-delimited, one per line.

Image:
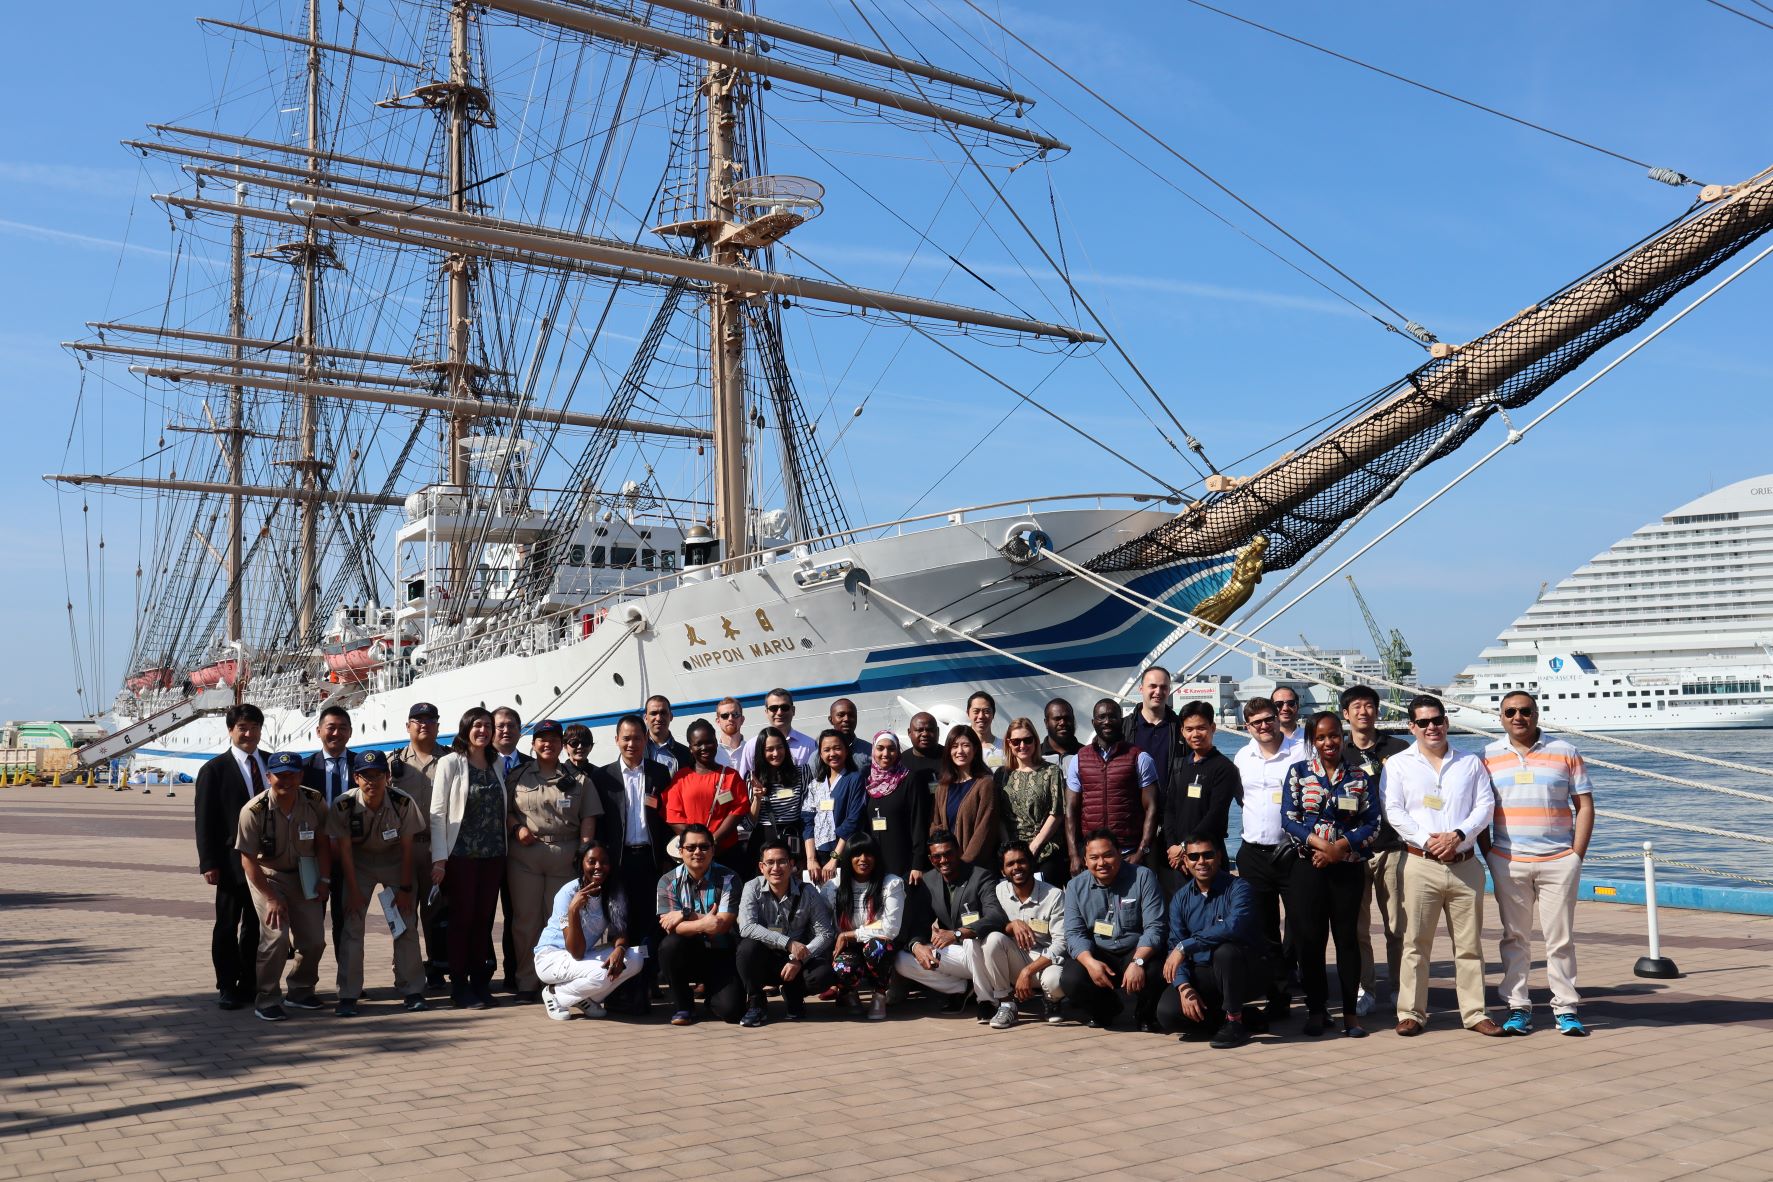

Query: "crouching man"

xmin=236 ymin=751 xmax=331 ymax=1021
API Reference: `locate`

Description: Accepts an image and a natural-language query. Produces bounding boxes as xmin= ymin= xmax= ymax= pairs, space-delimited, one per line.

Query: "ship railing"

xmin=416 ymin=490 xmax=1180 ymax=673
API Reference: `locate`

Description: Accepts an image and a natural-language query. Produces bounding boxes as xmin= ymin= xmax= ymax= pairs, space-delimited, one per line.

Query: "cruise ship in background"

xmin=1450 ymin=474 xmax=1773 ymax=731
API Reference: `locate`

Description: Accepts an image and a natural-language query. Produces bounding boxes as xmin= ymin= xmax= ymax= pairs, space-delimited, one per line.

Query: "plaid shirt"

xmin=654 ymin=863 xmax=740 ymax=948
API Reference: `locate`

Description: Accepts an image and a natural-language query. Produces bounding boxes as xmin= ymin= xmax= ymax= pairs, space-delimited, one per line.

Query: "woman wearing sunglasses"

xmin=1280 ymin=711 xmax=1381 ymax=1037
xmin=995 ymin=716 xmax=1067 ymax=883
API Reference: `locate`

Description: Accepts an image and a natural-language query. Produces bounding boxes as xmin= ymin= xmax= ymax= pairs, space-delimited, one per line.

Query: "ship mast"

xmin=443 ymin=1 xmax=482 ymax=607
xmin=706 ymin=0 xmax=747 ymax=568
xmin=226 ymin=182 xmax=247 ymax=695
xmin=294 ymin=0 xmax=324 ymax=643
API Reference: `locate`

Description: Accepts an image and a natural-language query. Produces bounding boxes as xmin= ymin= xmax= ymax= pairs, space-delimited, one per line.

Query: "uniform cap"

xmin=352 ymin=750 xmax=391 ymax=774
xmin=532 ymin=718 xmax=565 ymax=737
xmin=265 ymin=751 xmax=303 ymax=774
xmin=408 ymin=702 xmax=440 ymax=720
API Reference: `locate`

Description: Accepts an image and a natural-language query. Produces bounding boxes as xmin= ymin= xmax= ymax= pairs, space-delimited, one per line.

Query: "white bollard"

xmin=1633 ymin=840 xmax=1681 ymax=979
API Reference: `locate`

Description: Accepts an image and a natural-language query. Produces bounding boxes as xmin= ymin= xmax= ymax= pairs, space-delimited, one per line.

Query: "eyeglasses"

xmin=1183 ymin=851 xmax=1216 ymax=862
xmin=1008 ymin=736 xmax=1036 ymax=747
xmin=1502 ymin=706 xmax=1536 ymax=718
xmin=717 ymin=711 xmax=741 ymax=720
xmin=680 ymin=843 xmax=712 ymax=854
xmin=1274 ymin=699 xmax=1299 ymax=710
xmin=1245 ymin=715 xmax=1277 ymax=728
xmin=766 ymin=703 xmax=792 ymax=713
xmin=567 ymin=741 xmax=588 ymax=749
xmin=1411 ymin=715 xmax=1448 ymax=729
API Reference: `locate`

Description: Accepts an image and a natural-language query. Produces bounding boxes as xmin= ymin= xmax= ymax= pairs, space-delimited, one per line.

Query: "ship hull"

xmin=129 ymin=507 xmax=1235 ymax=776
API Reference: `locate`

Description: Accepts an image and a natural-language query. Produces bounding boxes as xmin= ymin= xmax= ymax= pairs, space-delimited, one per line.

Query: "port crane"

xmin=1346 ymin=576 xmax=1415 ymax=714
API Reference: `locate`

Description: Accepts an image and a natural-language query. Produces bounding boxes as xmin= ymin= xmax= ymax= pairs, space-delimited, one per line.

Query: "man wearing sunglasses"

xmin=1158 ymin=835 xmax=1264 ymax=1048
xmin=1271 ymin=686 xmax=1307 ymax=759
xmin=655 ymin=823 xmax=744 ymax=1025
xmin=1482 ymin=691 xmax=1593 ymax=1037
xmin=1231 ymin=696 xmax=1297 ymax=1023
xmin=1385 ymin=694 xmax=1502 ymax=1037
xmin=711 ymin=697 xmax=747 ymax=770
xmin=735 ymin=688 xmax=819 ymax=779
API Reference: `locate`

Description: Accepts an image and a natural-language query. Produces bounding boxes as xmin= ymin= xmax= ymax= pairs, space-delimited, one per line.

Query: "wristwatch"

xmin=1133 ymin=956 xmax=1147 ymax=968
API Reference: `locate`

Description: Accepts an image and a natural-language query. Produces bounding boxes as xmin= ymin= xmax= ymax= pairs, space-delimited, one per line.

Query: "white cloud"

xmin=0 ymin=216 xmax=174 ymax=259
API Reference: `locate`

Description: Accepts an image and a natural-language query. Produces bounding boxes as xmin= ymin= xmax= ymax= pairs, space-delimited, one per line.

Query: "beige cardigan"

xmin=428 ymin=751 xmax=509 ymax=860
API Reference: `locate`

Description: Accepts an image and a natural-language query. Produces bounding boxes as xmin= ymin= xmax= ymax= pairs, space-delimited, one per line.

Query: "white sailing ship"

xmin=46 ymin=1 xmax=1773 ymax=777
xmin=1449 ymin=474 xmax=1773 ymax=732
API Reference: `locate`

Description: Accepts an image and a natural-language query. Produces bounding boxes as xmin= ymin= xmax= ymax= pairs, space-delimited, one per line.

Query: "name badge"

xmin=961 ymin=911 xmax=981 ymax=927
xmin=772 ymin=788 xmax=795 ymax=801
xmin=1423 ymin=793 xmax=1445 ymax=811
xmin=1187 ymin=781 xmax=1203 ymax=799
xmin=1271 ymin=790 xmax=1283 ymax=805
xmin=871 ymin=815 xmax=888 ymax=831
xmin=714 ymin=788 xmax=734 ymax=805
xmin=1336 ymin=797 xmax=1358 ymax=812
xmin=818 ymin=799 xmax=834 ymax=813
xmin=298 ymin=827 xmax=314 ymax=841
xmin=769 ymin=924 xmax=786 ymax=935
xmin=381 ymin=827 xmax=401 ymax=841
xmin=1028 ymin=918 xmax=1050 ymax=935
xmin=1092 ymin=919 xmax=1116 ymax=938
xmin=1513 ymin=771 xmax=1535 ymax=785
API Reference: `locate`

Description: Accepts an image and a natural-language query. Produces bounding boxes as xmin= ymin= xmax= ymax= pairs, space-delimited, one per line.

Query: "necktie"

xmin=331 ymin=759 xmax=344 ymax=801
xmin=249 ymin=756 xmax=265 ymax=795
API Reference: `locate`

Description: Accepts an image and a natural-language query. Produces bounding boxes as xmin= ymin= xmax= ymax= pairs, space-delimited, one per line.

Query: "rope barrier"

xmin=1582 ymin=850 xmax=1773 ymax=889
xmin=1594 ymin=808 xmax=1773 ymax=847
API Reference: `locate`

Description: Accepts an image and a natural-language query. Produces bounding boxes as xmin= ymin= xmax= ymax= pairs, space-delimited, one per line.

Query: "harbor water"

xmin=1216 ymin=729 xmax=1772 ymax=891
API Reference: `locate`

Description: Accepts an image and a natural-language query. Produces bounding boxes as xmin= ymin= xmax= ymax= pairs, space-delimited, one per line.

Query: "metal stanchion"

xmin=1633 ymin=841 xmax=1681 ymax=979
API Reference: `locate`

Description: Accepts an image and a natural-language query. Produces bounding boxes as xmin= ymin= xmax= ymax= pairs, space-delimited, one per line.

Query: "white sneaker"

xmin=1044 ymin=999 xmax=1065 ymax=1025
xmin=868 ymin=993 xmax=888 ymax=1021
xmin=577 ymin=998 xmax=607 ymax=1019
xmin=989 ymin=1000 xmax=1018 ymax=1030
xmin=541 ymin=985 xmax=576 ymax=1021
xmin=1356 ymin=988 xmax=1376 ymax=1018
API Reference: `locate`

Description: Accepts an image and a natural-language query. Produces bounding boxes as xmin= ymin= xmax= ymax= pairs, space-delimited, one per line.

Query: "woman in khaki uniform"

xmin=235 ymin=751 xmax=332 ymax=1022
xmin=506 ymin=719 xmax=602 ymax=1002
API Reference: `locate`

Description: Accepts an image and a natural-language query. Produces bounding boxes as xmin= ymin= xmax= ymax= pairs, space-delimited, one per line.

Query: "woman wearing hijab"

xmin=857 ymin=731 xmax=929 ymax=884
xmin=931 ymin=725 xmax=999 ymax=867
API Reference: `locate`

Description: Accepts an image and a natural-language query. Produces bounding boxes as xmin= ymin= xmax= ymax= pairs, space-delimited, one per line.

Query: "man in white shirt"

xmin=712 ymin=696 xmax=747 ymax=770
xmin=1384 ymin=694 xmax=1503 ymax=1037
xmin=994 ymin=840 xmax=1067 ymax=1027
xmin=1271 ymin=686 xmax=1307 ymax=759
xmin=1230 ymin=696 xmax=1296 ymax=1023
xmin=301 ymin=706 xmax=355 ymax=805
xmin=736 ymin=688 xmax=818 ymax=778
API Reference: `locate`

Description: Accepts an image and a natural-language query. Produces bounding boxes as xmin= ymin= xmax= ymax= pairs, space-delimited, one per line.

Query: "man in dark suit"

xmin=896 ymin=828 xmax=1015 ymax=1021
xmin=301 ymin=705 xmax=355 ymax=804
xmin=301 ymin=704 xmax=355 ymax=958
xmin=592 ymin=713 xmax=672 ymax=1009
xmin=193 ymin=702 xmax=269 ymax=1010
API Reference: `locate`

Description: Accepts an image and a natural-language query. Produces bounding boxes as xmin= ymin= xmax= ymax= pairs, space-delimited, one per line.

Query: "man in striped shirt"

xmin=1482 ymin=690 xmax=1594 ymax=1037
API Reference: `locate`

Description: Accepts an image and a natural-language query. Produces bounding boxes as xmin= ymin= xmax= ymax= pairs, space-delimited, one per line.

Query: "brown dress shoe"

xmin=1470 ymin=1018 xmax=1506 ymax=1037
xmin=1395 ymin=1018 xmax=1424 ymax=1037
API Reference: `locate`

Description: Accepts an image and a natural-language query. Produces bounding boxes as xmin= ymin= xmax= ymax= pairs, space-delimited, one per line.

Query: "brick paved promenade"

xmin=4 ymin=784 xmax=1772 ymax=1180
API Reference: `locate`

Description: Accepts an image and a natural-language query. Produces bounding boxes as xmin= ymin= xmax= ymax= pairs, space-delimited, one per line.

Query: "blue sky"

xmin=4 ymin=0 xmax=1770 ymax=721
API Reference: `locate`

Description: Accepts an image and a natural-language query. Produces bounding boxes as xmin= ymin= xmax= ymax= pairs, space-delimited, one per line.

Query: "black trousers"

xmin=657 ymin=934 xmax=745 ymax=1022
xmin=1058 ymin=946 xmax=1166 ymax=1025
xmin=1235 ymin=841 xmax=1295 ymax=1004
xmin=211 ymin=878 xmax=259 ymax=1000
xmin=735 ymin=937 xmax=829 ymax=1007
xmin=1157 ymin=943 xmax=1262 ymax=1034
xmin=616 ymin=846 xmax=662 ymax=948
xmin=445 ymin=855 xmax=505 ymax=987
xmin=1286 ymin=859 xmax=1365 ymax=1016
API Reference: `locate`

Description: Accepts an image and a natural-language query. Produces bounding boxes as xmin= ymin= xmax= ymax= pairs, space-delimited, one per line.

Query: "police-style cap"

xmin=532 ymin=718 xmax=565 ymax=737
xmin=353 ymin=750 xmax=391 ymax=774
xmin=265 ymin=752 xmax=303 ymax=775
xmin=408 ymin=702 xmax=440 ymax=720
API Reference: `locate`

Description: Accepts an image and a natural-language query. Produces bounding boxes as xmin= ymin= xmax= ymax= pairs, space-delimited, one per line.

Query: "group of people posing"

xmin=192 ymin=672 xmax=1593 ymax=1046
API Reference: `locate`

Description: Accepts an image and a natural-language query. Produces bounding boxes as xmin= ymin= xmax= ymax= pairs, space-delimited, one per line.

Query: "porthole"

xmin=613 ymin=673 xmax=625 ymax=687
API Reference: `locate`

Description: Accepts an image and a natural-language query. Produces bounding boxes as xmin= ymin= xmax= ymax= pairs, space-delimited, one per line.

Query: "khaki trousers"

xmin=507 ymin=839 xmax=578 ymax=992
xmin=1358 ymin=846 xmax=1407 ymax=994
xmin=1487 ymin=851 xmax=1582 ymax=1014
xmin=249 ymin=870 xmax=326 ymax=1009
xmin=335 ymin=854 xmax=424 ymax=1001
xmin=1397 ymin=853 xmax=1488 ymax=1029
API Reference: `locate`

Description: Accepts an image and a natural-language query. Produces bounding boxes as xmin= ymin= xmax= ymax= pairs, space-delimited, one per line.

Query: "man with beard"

xmin=1064 ymin=699 xmax=1158 ymax=874
xmin=1042 ymin=698 xmax=1081 ymax=764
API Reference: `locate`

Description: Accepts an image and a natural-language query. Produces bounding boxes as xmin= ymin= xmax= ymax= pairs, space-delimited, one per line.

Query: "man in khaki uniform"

xmin=236 ymin=751 xmax=332 ymax=1022
xmin=396 ymin=701 xmax=446 ymax=988
xmin=507 ymin=718 xmax=602 ymax=1003
xmin=328 ymin=750 xmax=428 ymax=1016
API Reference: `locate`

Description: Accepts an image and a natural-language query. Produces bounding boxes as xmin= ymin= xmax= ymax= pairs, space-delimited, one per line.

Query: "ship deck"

xmin=4 ymin=783 xmax=1771 ymax=1181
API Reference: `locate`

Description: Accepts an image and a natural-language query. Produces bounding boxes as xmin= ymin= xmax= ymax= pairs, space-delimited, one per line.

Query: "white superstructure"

xmin=1450 ymin=475 xmax=1773 ymax=731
